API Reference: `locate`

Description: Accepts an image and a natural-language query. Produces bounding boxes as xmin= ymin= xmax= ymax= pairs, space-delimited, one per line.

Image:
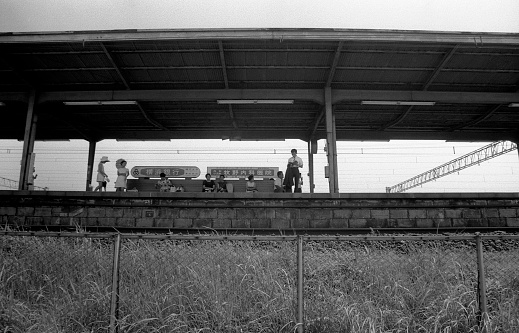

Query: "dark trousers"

xmin=290 ymin=167 xmax=300 ymax=193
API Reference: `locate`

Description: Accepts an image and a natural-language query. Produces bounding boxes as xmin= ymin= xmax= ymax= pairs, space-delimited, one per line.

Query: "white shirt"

xmin=288 ymin=155 xmax=303 ymax=168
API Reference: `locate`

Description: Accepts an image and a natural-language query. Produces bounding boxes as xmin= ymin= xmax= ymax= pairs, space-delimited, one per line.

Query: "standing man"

xmin=287 ymin=149 xmax=303 ymax=193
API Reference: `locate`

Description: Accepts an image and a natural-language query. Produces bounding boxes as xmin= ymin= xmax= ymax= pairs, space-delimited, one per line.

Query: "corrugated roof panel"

xmin=141 ymin=69 xmax=172 ymax=83
xmin=133 ymin=52 xmax=168 ymax=67
xmin=225 ymin=40 xmax=336 ymax=51
xmin=0 ymin=70 xmax=27 ymax=90
xmin=185 ymin=68 xmax=222 ymax=84
xmin=447 ymin=48 xmax=519 ymax=70
xmin=125 ymin=68 xmax=223 ymax=85
xmin=340 ymin=50 xmax=442 ymax=69
xmin=116 ymin=52 xmax=145 ymax=67
xmin=334 ymin=69 xmax=428 ymax=85
xmin=107 ymin=40 xmax=219 ymax=52
xmin=433 ymin=71 xmax=519 ymax=86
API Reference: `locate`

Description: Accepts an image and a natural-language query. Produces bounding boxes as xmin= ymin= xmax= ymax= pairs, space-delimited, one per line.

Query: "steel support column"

xmin=324 ymin=87 xmax=338 ymax=193
xmin=18 ymin=91 xmax=37 ymax=190
xmin=86 ymin=141 xmax=97 ymax=191
xmin=332 ymin=109 xmax=339 ymax=192
xmin=307 ymin=140 xmax=314 ymax=193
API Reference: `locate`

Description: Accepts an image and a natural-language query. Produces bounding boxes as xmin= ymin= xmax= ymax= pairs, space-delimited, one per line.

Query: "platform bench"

xmin=126 ymin=178 xmax=274 ymax=193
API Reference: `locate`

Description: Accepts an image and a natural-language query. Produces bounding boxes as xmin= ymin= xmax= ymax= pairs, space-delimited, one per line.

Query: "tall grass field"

xmin=0 ymin=234 xmax=518 ymax=332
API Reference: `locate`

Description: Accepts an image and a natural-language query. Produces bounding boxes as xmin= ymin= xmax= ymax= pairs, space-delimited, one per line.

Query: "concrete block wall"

xmin=1 ymin=191 xmax=519 ymax=230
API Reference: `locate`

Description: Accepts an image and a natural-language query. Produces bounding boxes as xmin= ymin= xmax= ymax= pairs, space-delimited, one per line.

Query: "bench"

xmin=126 ymin=178 xmax=274 ymax=193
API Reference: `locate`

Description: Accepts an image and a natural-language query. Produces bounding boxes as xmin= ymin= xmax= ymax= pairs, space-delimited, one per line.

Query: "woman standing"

xmin=114 ymin=159 xmax=129 ymax=192
xmin=94 ymin=156 xmax=110 ymax=192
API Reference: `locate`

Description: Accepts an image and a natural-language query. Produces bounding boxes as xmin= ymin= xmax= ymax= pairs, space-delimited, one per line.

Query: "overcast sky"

xmin=0 ymin=1 xmax=518 ymax=192
xmin=1 ymin=0 xmax=518 ymax=33
xmin=1 ymin=139 xmax=519 ymax=193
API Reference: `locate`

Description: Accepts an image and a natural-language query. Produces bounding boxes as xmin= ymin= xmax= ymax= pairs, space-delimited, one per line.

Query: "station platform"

xmin=1 ymin=191 xmax=519 ymax=232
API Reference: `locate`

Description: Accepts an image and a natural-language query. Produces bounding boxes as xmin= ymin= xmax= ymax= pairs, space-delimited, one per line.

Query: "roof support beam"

xmin=448 ymin=104 xmax=502 ymax=131
xmin=219 ymin=41 xmax=238 ymax=129
xmin=18 ymin=90 xmax=37 ymax=190
xmin=307 ymin=106 xmax=325 ymax=141
xmin=100 ymin=42 xmax=131 ymax=90
xmin=422 ymin=45 xmax=458 ymax=90
xmin=378 ymin=106 xmax=414 ymax=131
xmin=218 ymin=41 xmax=229 ymax=89
xmin=307 ymin=41 xmax=343 ymax=140
xmin=31 ymin=89 xmax=519 ymax=105
xmin=135 ymin=102 xmax=170 ymax=131
xmin=379 ymin=46 xmax=459 ymax=131
xmin=325 ymin=41 xmax=343 ymax=87
xmin=37 ymin=89 xmax=325 ymax=104
xmin=100 ymin=43 xmax=169 ymax=131
xmin=331 ymin=90 xmax=519 ymax=105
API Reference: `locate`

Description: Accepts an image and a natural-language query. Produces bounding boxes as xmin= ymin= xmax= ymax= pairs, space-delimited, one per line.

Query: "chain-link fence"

xmin=1 ymin=232 xmax=518 ymax=332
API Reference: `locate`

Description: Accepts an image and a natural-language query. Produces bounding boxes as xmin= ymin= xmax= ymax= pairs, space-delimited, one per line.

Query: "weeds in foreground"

xmin=1 ymin=236 xmax=518 ymax=332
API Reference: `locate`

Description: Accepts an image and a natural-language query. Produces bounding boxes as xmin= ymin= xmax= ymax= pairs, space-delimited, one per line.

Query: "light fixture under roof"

xmin=217 ymin=99 xmax=294 ymax=105
xmin=508 ymin=103 xmax=519 ymax=107
xmin=361 ymin=101 xmax=436 ymax=106
xmin=63 ymin=101 xmax=137 ymax=106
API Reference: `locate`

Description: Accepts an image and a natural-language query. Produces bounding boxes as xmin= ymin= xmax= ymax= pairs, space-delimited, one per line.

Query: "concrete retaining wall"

xmin=1 ymin=191 xmax=519 ymax=230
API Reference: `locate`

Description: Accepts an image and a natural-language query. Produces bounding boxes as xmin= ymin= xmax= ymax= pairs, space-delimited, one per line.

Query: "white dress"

xmin=115 ymin=167 xmax=129 ymax=189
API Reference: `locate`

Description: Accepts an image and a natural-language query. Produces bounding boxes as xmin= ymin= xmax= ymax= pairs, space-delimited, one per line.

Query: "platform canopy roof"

xmin=1 ymin=28 xmax=519 ymax=142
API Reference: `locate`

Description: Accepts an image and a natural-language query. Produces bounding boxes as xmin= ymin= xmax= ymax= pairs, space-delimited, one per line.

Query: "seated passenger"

xmin=216 ymin=174 xmax=228 ymax=192
xmin=155 ymin=173 xmax=172 ymax=192
xmin=246 ymin=174 xmax=258 ymax=192
xmin=274 ymin=171 xmax=285 ymax=192
xmin=202 ymin=173 xmax=216 ymax=192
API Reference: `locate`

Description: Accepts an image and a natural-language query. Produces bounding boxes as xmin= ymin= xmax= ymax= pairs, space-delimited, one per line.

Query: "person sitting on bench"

xmin=246 ymin=174 xmax=258 ymax=192
xmin=216 ymin=174 xmax=228 ymax=192
xmin=155 ymin=173 xmax=173 ymax=192
xmin=202 ymin=173 xmax=216 ymax=192
xmin=274 ymin=171 xmax=285 ymax=192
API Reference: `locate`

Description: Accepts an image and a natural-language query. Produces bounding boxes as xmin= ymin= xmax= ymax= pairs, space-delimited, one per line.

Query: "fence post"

xmin=109 ymin=233 xmax=122 ymax=333
xmin=475 ymin=233 xmax=488 ymax=331
xmin=296 ymin=235 xmax=304 ymax=333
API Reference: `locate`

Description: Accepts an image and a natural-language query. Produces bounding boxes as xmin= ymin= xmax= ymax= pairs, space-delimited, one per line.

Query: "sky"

xmin=0 ymin=1 xmax=518 ymax=192
xmin=1 ymin=139 xmax=518 ymax=193
xmin=1 ymin=0 xmax=518 ymax=33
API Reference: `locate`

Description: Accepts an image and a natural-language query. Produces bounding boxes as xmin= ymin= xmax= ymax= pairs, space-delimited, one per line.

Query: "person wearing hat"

xmin=94 ymin=156 xmax=110 ymax=192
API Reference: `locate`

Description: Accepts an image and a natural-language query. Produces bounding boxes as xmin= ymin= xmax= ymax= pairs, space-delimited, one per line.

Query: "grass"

xmin=0 ymin=235 xmax=518 ymax=332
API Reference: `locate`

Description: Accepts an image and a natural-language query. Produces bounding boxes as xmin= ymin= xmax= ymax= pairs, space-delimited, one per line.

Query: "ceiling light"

xmin=0 ymin=102 xmax=5 ymax=106
xmin=217 ymin=99 xmax=294 ymax=105
xmin=508 ymin=103 xmax=519 ymax=107
xmin=361 ymin=101 xmax=436 ymax=106
xmin=116 ymin=139 xmax=171 ymax=142
xmin=63 ymin=101 xmax=137 ymax=106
